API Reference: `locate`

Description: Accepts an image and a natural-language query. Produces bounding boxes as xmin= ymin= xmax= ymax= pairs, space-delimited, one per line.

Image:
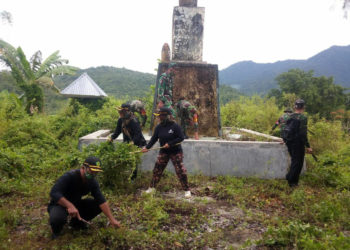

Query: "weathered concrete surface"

xmin=151 ymin=62 xmax=220 ymax=137
xmin=172 ymin=6 xmax=205 ymax=61
xmin=179 ymin=0 xmax=197 ymax=7
xmin=78 ymin=130 xmax=298 ymax=179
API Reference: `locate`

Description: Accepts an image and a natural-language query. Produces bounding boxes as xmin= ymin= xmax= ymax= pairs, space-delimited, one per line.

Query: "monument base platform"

xmin=78 ymin=130 xmax=305 ymax=179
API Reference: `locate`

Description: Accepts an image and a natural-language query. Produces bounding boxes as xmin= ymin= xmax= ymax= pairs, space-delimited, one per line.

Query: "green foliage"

xmin=304 ymin=145 xmax=350 ymax=190
xmin=0 ymin=39 xmax=77 ymax=113
xmin=1 ymin=65 xmax=350 ymax=249
xmin=219 ymin=84 xmax=244 ymax=105
xmin=74 ymin=98 xmax=107 ymax=112
xmin=308 ymin=119 xmax=347 ymax=155
xmin=0 ymin=209 xmax=19 ymax=243
xmin=0 ymin=147 xmax=26 ymax=178
xmin=273 ymin=69 xmax=347 ymax=118
xmin=0 ymin=91 xmax=25 ymax=122
xmin=221 ymin=95 xmax=280 ymax=133
xmin=81 ymin=142 xmax=141 ymax=190
xmin=54 ymin=66 xmax=156 ymax=100
xmin=260 ymin=220 xmax=350 ymax=249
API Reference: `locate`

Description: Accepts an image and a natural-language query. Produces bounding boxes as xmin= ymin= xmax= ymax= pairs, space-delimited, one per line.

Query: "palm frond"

xmin=30 ymin=51 xmax=42 ymax=72
xmin=45 ymin=65 xmax=78 ymax=78
xmin=35 ymin=76 xmax=60 ymax=93
xmin=0 ymin=39 xmax=27 ymax=88
xmin=17 ymin=47 xmax=35 ymax=81
xmin=35 ymin=51 xmax=69 ymax=78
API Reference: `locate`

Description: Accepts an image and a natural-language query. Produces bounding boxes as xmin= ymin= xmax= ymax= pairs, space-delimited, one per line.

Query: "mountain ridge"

xmin=219 ymin=45 xmax=350 ymax=94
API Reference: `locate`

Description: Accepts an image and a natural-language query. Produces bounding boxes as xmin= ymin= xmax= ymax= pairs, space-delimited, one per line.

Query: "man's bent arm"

xmin=57 ymin=197 xmax=81 ymax=219
xmin=100 ymin=202 xmax=121 ymax=227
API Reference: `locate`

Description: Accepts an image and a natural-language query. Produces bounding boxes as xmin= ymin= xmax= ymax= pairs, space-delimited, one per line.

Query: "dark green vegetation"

xmin=268 ymin=69 xmax=349 ymax=119
xmin=0 ymin=39 xmax=77 ymax=113
xmin=219 ymin=84 xmax=244 ymax=105
xmin=1 ymin=40 xmax=350 ymax=248
xmin=54 ymin=66 xmax=156 ymax=100
xmin=0 ymin=66 xmax=156 ymax=114
xmin=220 ymin=45 xmax=350 ymax=94
xmin=1 ymin=88 xmax=350 ymax=248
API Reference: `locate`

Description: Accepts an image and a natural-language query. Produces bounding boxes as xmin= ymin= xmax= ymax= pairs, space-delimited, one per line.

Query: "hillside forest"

xmin=0 ymin=40 xmax=350 ymax=249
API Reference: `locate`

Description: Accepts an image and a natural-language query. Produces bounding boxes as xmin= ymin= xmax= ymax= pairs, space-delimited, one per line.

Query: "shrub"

xmin=81 ymin=142 xmax=141 ymax=191
xmin=304 ymin=145 xmax=350 ymax=190
xmin=259 ymin=220 xmax=350 ymax=249
xmin=221 ymin=96 xmax=280 ymax=133
xmin=308 ymin=119 xmax=348 ymax=155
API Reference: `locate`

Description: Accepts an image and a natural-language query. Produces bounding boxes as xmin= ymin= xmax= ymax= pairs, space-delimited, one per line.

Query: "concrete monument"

xmin=179 ymin=0 xmax=197 ymax=7
xmin=151 ymin=1 xmax=221 ymax=137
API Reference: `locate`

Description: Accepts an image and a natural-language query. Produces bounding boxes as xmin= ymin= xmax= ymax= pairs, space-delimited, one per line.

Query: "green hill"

xmin=54 ymin=66 xmax=156 ymax=99
xmin=0 ymin=66 xmax=156 ymax=113
xmin=220 ymin=45 xmax=350 ymax=94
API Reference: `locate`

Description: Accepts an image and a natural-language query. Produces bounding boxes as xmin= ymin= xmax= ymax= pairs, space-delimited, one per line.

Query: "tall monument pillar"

xmin=172 ymin=1 xmax=204 ymax=61
xmin=151 ymin=0 xmax=221 ymax=137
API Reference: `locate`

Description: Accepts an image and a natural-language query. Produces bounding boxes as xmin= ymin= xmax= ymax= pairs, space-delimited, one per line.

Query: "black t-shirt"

xmin=111 ymin=118 xmax=146 ymax=147
xmin=146 ymin=120 xmax=184 ymax=154
xmin=49 ymin=169 xmax=106 ymax=207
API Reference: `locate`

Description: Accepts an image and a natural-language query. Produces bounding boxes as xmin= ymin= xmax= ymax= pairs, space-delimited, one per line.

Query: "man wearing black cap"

xmin=109 ymin=103 xmax=146 ymax=180
xmin=283 ymin=99 xmax=313 ymax=187
xmin=48 ymin=156 xmax=121 ymax=239
xmin=141 ymin=107 xmax=191 ymax=198
xmin=109 ymin=103 xmax=146 ymax=147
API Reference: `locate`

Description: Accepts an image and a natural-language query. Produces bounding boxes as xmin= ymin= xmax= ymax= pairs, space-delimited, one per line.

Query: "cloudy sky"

xmin=1 ymin=0 xmax=350 ymax=74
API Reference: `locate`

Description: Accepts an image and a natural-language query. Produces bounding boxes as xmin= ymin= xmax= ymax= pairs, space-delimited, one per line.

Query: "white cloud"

xmin=1 ymin=0 xmax=349 ymax=73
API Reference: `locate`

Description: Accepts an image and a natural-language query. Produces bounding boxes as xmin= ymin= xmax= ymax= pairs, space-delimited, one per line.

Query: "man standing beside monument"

xmin=176 ymin=98 xmax=199 ymax=140
xmin=157 ymin=63 xmax=176 ymax=118
xmin=282 ymin=99 xmax=313 ymax=187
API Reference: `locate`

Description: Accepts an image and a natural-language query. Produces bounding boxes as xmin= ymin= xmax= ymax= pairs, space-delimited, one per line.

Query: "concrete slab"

xmin=78 ymin=130 xmax=304 ymax=179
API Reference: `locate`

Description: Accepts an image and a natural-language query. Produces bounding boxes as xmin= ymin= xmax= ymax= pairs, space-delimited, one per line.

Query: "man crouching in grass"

xmin=47 ymin=156 xmax=121 ymax=239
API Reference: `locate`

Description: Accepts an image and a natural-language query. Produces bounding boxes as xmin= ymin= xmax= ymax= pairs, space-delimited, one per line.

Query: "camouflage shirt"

xmin=158 ymin=72 xmax=173 ymax=103
xmin=272 ymin=113 xmax=291 ymax=131
xmin=130 ymin=100 xmax=145 ymax=113
xmin=176 ymin=100 xmax=197 ymax=121
xmin=130 ymin=100 xmax=147 ymax=126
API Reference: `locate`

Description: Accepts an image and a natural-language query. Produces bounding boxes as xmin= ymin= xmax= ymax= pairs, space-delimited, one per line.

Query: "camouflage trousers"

xmin=150 ymin=152 xmax=189 ymax=191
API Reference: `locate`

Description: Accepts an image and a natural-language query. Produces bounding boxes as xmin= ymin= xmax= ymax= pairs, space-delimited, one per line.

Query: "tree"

xmin=0 ymin=11 xmax=12 ymax=24
xmin=219 ymin=84 xmax=244 ymax=105
xmin=0 ymin=39 xmax=78 ymax=113
xmin=274 ymin=69 xmax=346 ymax=118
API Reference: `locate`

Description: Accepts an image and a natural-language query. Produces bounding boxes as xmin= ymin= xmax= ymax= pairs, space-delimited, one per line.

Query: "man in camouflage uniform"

xmin=271 ymin=107 xmax=293 ymax=136
xmin=157 ymin=63 xmax=176 ymax=118
xmin=176 ymin=98 xmax=199 ymax=140
xmin=141 ymin=107 xmax=191 ymax=198
xmin=283 ymin=99 xmax=313 ymax=187
xmin=130 ymin=100 xmax=147 ymax=128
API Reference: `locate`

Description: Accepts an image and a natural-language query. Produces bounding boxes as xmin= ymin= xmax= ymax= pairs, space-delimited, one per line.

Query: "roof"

xmin=60 ymin=72 xmax=107 ymax=98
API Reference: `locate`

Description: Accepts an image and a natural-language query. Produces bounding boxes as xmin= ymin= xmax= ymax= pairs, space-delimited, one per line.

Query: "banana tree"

xmin=0 ymin=39 xmax=78 ymax=113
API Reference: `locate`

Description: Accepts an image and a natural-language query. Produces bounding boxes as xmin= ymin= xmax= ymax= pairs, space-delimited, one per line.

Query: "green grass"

xmin=1 ymin=170 xmax=349 ymax=249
